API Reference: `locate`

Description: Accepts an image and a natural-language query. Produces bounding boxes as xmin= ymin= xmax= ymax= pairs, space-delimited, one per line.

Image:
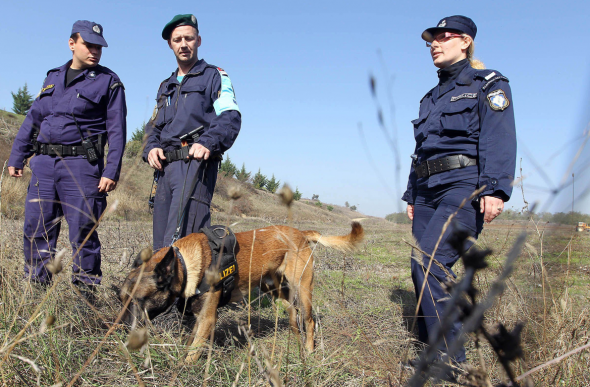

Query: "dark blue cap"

xmin=71 ymin=20 xmax=108 ymax=47
xmin=422 ymin=15 xmax=477 ymax=42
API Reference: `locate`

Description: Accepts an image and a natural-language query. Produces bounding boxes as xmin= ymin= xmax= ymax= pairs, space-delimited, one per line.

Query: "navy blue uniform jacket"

xmin=143 ymin=59 xmax=241 ymax=157
xmin=9 ymin=61 xmax=127 ymax=181
xmin=402 ymin=65 xmax=517 ymax=203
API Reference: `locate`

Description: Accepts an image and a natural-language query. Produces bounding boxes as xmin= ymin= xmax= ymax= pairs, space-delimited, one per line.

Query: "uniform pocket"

xmin=73 ymin=88 xmax=103 ymax=116
xmin=155 ymin=90 xmax=176 ymax=127
xmin=180 ymin=84 xmax=207 ymax=111
xmin=412 ymin=112 xmax=429 ymax=143
xmin=440 ymin=98 xmax=478 ymax=134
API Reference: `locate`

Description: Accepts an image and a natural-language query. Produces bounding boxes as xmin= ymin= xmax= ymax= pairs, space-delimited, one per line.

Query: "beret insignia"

xmin=93 ymin=25 xmax=101 ymax=34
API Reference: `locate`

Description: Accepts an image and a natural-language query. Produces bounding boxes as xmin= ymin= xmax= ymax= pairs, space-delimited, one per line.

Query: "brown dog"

xmin=119 ymin=222 xmax=364 ymax=362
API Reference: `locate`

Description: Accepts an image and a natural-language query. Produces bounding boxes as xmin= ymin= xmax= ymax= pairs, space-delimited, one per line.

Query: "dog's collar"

xmin=173 ymin=246 xmax=188 ymax=294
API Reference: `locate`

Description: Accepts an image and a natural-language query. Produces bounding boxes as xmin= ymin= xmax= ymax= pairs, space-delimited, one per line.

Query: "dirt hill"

xmin=0 ymin=110 xmax=24 ymax=165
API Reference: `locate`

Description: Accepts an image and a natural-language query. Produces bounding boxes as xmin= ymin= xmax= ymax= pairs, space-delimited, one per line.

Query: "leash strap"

xmin=170 ymin=159 xmax=208 ymax=245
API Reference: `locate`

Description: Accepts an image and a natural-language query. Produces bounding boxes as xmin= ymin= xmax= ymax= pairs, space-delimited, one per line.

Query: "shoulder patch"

xmin=41 ymin=84 xmax=55 ymax=93
xmin=487 ymin=89 xmax=509 ymax=111
xmin=482 ymin=75 xmax=509 ymax=91
xmin=110 ymin=81 xmax=125 ymax=90
xmin=217 ymin=67 xmax=228 ymax=77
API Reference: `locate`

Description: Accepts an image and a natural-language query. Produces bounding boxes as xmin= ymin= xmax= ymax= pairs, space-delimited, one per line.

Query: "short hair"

xmin=70 ymin=32 xmax=80 ymax=42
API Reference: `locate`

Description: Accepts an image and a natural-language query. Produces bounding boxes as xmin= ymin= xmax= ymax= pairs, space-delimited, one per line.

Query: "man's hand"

xmin=189 ymin=143 xmax=210 ymax=161
xmin=98 ymin=177 xmax=117 ymax=193
xmin=407 ymin=204 xmax=414 ymax=221
xmin=148 ymin=148 xmax=166 ymax=170
xmin=8 ymin=166 xmax=23 ymax=177
xmin=480 ymin=196 xmax=504 ymax=223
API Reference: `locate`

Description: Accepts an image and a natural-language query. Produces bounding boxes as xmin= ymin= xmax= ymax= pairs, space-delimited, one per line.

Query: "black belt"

xmin=414 ymin=155 xmax=477 ymax=179
xmin=34 ymin=142 xmax=103 ymax=158
xmin=164 ymin=146 xmax=223 ymax=163
xmin=164 ymin=146 xmax=191 ymax=162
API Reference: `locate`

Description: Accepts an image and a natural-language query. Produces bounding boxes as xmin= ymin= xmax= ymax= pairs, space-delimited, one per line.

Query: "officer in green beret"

xmin=143 ymin=14 xmax=242 ymax=250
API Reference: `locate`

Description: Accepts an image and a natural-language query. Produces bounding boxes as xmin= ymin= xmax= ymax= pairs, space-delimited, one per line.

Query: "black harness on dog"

xmin=175 ymin=225 xmax=238 ymax=307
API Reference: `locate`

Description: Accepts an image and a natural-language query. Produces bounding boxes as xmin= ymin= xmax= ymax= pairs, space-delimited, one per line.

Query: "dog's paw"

xmin=185 ymin=349 xmax=203 ymax=364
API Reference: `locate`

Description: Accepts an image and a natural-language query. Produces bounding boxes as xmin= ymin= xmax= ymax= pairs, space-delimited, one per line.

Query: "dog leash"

xmin=170 ymin=158 xmax=208 ymax=245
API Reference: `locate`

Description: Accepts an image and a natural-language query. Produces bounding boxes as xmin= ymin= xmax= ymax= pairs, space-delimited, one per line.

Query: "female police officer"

xmin=402 ymin=15 xmax=516 ymax=364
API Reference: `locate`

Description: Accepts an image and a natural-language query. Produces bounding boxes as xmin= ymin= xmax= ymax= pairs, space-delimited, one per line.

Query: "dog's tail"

xmin=302 ymin=222 xmax=364 ymax=252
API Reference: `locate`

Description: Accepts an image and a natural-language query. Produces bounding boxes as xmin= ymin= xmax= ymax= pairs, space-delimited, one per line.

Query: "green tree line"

xmin=385 ymin=209 xmax=590 ymax=225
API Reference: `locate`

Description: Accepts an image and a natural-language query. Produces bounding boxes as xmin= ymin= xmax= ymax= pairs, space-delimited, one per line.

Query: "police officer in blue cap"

xmin=8 ymin=20 xmax=127 ymax=299
xmin=143 ymin=14 xmax=241 ymax=250
xmin=402 ymin=16 xmax=516 ymax=364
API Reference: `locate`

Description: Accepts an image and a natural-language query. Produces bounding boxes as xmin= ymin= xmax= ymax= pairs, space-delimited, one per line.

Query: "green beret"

xmin=162 ymin=14 xmax=198 ymax=40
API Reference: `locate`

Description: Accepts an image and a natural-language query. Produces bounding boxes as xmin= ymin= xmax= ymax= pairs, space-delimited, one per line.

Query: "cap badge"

xmin=89 ymin=71 xmax=96 ymax=78
xmin=93 ymin=25 xmax=101 ymax=34
xmin=438 ymin=20 xmax=447 ymax=27
xmin=487 ymin=89 xmax=509 ymax=111
xmin=191 ymin=15 xmax=196 ymax=24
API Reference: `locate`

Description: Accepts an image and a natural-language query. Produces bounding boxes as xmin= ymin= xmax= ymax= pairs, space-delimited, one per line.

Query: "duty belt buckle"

xmin=49 ymin=145 xmax=62 ymax=155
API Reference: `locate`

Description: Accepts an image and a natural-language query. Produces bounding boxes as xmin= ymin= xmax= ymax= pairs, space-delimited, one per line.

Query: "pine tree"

xmin=293 ymin=187 xmax=302 ymax=201
xmin=219 ymin=155 xmax=237 ymax=177
xmin=265 ymin=174 xmax=280 ymax=193
xmin=235 ymin=163 xmax=251 ymax=183
xmin=11 ymin=83 xmax=34 ymax=115
xmin=252 ymin=169 xmax=268 ymax=190
xmin=130 ymin=123 xmax=146 ymax=142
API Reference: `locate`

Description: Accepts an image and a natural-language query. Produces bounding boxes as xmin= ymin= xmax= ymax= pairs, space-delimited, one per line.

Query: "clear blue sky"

xmin=1 ymin=0 xmax=588 ymax=217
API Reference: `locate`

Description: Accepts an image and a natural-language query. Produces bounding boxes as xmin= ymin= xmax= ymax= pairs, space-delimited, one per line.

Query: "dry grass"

xmin=1 ymin=110 xmax=589 ymax=385
xmin=0 ymin=201 xmax=589 ymax=386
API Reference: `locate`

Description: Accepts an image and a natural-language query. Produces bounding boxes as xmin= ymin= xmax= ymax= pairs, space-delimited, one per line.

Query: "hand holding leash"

xmin=189 ymin=143 xmax=210 ymax=161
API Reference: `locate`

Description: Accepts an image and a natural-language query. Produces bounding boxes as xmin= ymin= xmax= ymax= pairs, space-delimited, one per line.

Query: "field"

xmin=1 ymin=110 xmax=589 ymax=386
xmin=1 ymin=202 xmax=589 ymax=386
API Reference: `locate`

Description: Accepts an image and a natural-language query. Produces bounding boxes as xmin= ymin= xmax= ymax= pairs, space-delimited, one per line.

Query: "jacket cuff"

xmin=479 ymin=177 xmax=512 ymax=201
xmin=402 ymin=190 xmax=415 ymax=204
xmin=8 ymin=156 xmax=24 ymax=170
xmin=197 ymin=138 xmax=219 ymax=154
xmin=102 ymin=167 xmax=120 ymax=182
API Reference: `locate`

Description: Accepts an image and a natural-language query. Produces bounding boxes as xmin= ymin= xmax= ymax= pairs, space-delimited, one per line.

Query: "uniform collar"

xmin=166 ymin=59 xmax=208 ymax=88
xmin=456 ymin=64 xmax=476 ymax=86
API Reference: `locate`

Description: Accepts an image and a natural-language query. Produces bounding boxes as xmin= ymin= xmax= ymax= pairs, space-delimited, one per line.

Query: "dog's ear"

xmin=154 ymin=247 xmax=177 ymax=288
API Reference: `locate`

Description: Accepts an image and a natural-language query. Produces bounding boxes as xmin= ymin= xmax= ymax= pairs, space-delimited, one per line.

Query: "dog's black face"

xmin=119 ymin=247 xmax=180 ymax=326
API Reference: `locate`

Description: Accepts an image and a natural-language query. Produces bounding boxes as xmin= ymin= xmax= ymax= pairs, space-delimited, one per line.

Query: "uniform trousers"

xmin=152 ymin=159 xmax=218 ymax=251
xmin=23 ymin=154 xmax=106 ymax=285
xmin=411 ymin=179 xmax=484 ymax=363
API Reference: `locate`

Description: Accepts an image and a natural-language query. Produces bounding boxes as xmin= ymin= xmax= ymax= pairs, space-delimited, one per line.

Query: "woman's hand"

xmin=480 ymin=196 xmax=504 ymax=223
xmin=407 ymin=204 xmax=415 ymax=221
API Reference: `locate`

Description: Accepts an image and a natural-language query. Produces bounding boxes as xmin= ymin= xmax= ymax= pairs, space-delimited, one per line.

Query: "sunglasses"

xmin=426 ymin=32 xmax=464 ymax=47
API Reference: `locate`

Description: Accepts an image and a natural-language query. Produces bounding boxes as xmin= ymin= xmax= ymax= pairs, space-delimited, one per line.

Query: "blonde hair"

xmin=462 ymin=34 xmax=485 ymax=69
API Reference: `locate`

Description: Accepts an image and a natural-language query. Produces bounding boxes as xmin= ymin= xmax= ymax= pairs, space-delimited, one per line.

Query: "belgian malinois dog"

xmin=119 ymin=222 xmax=364 ymax=362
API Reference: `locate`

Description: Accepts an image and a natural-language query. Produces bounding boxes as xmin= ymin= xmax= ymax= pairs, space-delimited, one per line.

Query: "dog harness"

xmin=191 ymin=225 xmax=238 ymax=307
